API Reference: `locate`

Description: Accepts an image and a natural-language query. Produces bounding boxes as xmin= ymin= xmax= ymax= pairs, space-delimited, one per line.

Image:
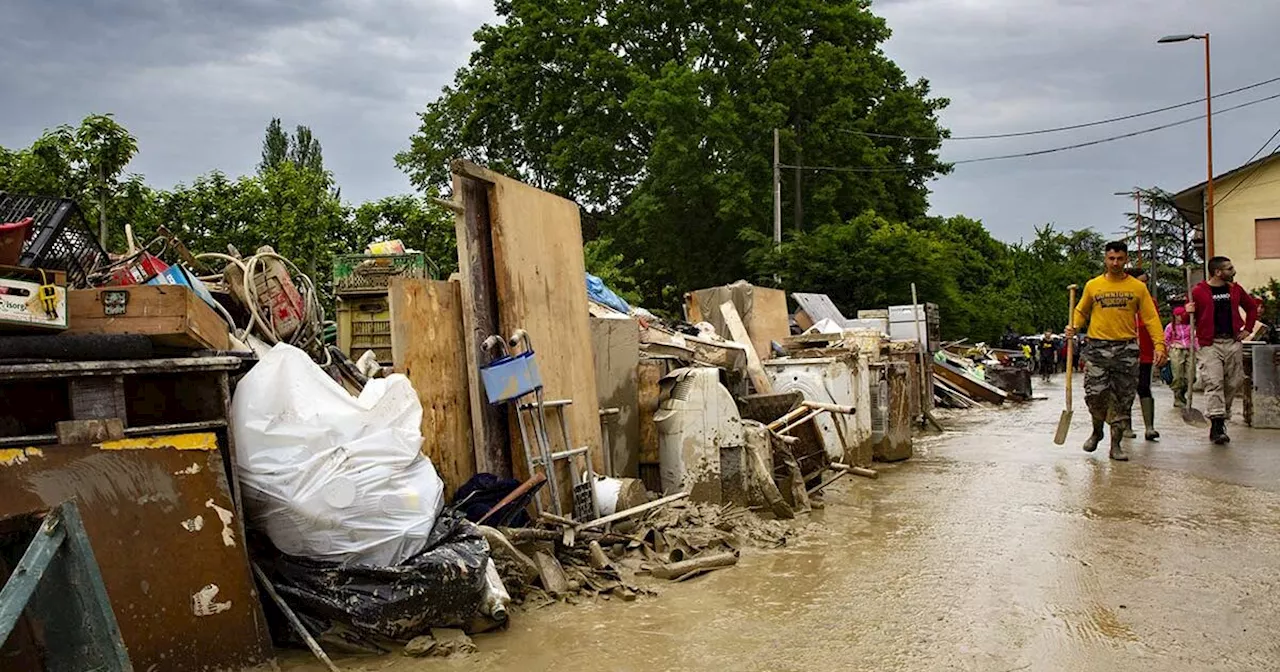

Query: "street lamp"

xmin=1158 ymin=32 xmax=1213 ymax=261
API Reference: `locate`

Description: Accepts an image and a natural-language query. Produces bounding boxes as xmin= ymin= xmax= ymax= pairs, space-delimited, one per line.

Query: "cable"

xmin=784 ymin=91 xmax=1280 ymax=174
xmin=1208 ymin=126 xmax=1280 ymax=207
xmin=839 ymin=75 xmax=1280 ymax=141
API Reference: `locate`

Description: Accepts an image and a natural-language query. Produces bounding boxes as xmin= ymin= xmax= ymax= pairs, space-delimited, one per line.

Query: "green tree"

xmin=1008 ymin=224 xmax=1105 ymax=334
xmin=397 ymin=0 xmax=950 ymax=308
xmin=0 ymin=114 xmax=140 ymax=247
xmin=258 ymin=119 xmax=325 ymax=176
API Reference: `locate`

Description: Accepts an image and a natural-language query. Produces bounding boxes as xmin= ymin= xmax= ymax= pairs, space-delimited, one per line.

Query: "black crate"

xmin=0 ymin=192 xmax=107 ymax=288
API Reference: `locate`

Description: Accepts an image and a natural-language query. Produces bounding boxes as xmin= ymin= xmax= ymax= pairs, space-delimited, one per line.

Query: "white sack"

xmin=232 ymin=343 xmax=444 ymax=566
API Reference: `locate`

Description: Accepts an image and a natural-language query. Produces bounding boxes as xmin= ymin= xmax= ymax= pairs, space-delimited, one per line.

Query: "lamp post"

xmin=1158 ymin=32 xmax=1213 ymax=262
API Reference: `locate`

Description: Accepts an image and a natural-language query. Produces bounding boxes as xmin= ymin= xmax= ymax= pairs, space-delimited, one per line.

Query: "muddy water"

xmin=284 ymin=382 xmax=1280 ymax=671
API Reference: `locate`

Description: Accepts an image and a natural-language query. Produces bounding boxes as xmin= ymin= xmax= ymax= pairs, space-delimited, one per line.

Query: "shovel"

xmin=1181 ymin=269 xmax=1210 ymax=428
xmin=1054 ymin=284 xmax=1078 ymax=445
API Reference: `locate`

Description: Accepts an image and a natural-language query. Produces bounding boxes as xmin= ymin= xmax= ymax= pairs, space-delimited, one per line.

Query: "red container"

xmin=0 ymin=217 xmax=33 ymax=266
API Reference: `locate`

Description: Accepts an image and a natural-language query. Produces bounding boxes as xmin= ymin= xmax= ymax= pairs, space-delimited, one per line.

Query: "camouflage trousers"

xmin=1083 ymin=339 xmax=1140 ymax=427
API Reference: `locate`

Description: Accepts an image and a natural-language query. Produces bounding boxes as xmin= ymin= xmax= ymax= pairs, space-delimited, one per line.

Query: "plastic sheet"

xmin=232 ymin=343 xmax=444 ymax=566
xmin=269 ymin=509 xmax=490 ymax=641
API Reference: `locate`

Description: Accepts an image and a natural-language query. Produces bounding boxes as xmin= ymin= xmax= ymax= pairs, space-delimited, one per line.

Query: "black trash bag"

xmin=268 ymin=508 xmax=489 ymax=642
xmin=453 ymin=473 xmax=531 ymax=527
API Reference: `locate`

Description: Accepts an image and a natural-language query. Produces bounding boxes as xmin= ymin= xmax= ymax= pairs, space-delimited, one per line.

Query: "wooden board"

xmin=390 ymin=278 xmax=475 ymax=500
xmin=637 ymin=358 xmax=674 ymax=493
xmin=66 ymin=285 xmax=229 ymax=350
xmin=932 ymin=360 xmax=1008 ymax=405
xmin=745 ymin=287 xmax=789 ymax=360
xmin=590 ymin=317 xmax=641 ymax=478
xmin=684 ymin=284 xmax=789 ymax=361
xmin=462 ymin=162 xmax=603 ymax=488
xmin=720 ymin=301 xmax=773 ymax=394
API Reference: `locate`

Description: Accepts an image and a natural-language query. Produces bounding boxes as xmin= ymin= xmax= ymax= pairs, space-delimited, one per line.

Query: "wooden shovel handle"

xmin=1065 ymin=284 xmax=1077 ymax=409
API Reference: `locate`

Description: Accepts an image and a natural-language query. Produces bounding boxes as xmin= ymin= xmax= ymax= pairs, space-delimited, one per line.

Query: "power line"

xmin=840 ymin=75 xmax=1280 ymax=142
xmin=1214 ymin=130 xmax=1280 ymax=207
xmin=784 ymin=91 xmax=1280 ymax=174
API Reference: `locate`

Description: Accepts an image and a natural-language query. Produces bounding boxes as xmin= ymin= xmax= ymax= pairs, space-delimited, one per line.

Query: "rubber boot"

xmin=1141 ymin=398 xmax=1159 ymax=441
xmin=1109 ymin=421 xmax=1129 ymax=461
xmin=1082 ymin=417 xmax=1105 ymax=453
xmin=1210 ymin=418 xmax=1230 ymax=445
xmin=1173 ymin=388 xmax=1186 ymax=409
xmin=1123 ymin=419 xmax=1137 ymax=439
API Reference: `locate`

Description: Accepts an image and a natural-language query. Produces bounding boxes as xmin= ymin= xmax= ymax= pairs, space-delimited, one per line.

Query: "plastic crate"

xmin=332 ymin=253 xmax=435 ymax=295
xmin=336 ymin=296 xmax=393 ymax=365
xmin=0 ymin=192 xmax=107 ymax=288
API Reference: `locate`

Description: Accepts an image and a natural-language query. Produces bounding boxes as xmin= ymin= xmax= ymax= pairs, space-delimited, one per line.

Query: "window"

xmin=1257 ymin=218 xmax=1280 ymax=259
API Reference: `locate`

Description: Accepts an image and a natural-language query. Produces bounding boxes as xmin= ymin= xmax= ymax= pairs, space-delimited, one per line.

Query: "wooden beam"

xmin=720 ymin=301 xmax=773 ymax=394
xmin=451 ymin=169 xmax=512 ymax=477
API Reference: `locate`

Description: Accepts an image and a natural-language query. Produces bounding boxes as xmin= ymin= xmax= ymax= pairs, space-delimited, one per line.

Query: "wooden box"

xmin=67 ymin=285 xmax=230 ymax=350
xmin=0 ymin=266 xmax=68 ymax=332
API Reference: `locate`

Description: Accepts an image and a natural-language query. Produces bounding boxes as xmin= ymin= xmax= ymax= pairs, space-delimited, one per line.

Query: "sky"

xmin=3 ymin=0 xmax=1278 ymax=244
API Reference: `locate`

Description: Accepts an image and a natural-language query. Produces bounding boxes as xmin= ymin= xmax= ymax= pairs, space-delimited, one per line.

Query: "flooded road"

xmin=285 ymin=377 xmax=1280 ymax=671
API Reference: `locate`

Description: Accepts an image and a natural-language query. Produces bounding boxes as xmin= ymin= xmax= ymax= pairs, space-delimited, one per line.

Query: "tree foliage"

xmin=0 ymin=114 xmax=140 ymax=247
xmin=397 ymin=0 xmax=950 ymax=307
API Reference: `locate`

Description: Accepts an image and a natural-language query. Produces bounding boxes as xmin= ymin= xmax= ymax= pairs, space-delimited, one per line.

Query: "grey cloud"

xmin=876 ymin=0 xmax=1280 ymax=242
xmin=3 ymin=0 xmax=1277 ymax=242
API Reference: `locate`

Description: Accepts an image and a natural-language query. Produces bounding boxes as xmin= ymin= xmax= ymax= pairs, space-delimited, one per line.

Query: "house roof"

xmin=1171 ymin=152 xmax=1280 ymax=226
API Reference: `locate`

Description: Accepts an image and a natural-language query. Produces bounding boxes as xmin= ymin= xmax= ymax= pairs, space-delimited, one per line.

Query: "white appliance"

xmin=763 ymin=356 xmax=871 ymax=463
xmin=654 ymin=368 xmax=743 ymax=502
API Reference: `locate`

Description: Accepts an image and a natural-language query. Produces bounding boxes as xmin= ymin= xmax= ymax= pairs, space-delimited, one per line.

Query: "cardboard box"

xmin=67 ymin=285 xmax=230 ymax=350
xmin=0 ymin=266 xmax=68 ymax=332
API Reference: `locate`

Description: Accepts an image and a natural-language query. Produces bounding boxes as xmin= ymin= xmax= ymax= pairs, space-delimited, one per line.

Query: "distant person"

xmin=1038 ymin=330 xmax=1057 ymax=383
xmin=1065 ymin=242 xmax=1166 ymax=461
xmin=1186 ymin=256 xmax=1260 ymax=444
xmin=1128 ymin=268 xmax=1159 ymax=441
xmin=1001 ymin=325 xmax=1020 ymax=351
xmin=1164 ymin=305 xmax=1193 ymax=408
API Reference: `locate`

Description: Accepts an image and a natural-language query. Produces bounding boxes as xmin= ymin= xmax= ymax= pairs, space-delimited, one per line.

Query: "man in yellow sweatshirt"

xmin=1065 ymin=241 xmax=1167 ymax=460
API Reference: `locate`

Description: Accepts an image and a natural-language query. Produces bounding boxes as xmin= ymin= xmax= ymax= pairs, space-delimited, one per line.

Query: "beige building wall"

xmin=1211 ymin=158 xmax=1280 ymax=291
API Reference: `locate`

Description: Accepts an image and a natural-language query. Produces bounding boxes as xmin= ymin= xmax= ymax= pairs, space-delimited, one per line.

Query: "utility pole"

xmin=773 ymin=128 xmax=782 ymax=251
xmin=793 ymin=137 xmax=803 ymax=232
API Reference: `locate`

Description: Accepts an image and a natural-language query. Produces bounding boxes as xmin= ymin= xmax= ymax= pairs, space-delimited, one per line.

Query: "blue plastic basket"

xmin=480 ymin=350 xmax=542 ymax=404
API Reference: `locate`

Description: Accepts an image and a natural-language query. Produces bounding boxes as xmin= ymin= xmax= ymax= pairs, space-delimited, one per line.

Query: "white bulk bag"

xmin=231 ymin=343 xmax=443 ymax=566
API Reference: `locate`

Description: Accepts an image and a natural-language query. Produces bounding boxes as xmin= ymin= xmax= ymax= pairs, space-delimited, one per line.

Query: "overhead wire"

xmin=783 ymin=91 xmax=1280 ymax=174
xmin=1212 ymin=127 xmax=1280 ymax=208
xmin=838 ymin=75 xmax=1280 ymax=141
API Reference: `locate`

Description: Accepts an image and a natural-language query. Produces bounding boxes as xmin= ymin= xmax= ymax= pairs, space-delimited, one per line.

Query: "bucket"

xmin=0 ymin=217 xmax=33 ymax=266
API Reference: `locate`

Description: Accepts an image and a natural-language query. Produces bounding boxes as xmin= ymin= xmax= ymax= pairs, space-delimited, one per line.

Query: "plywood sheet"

xmin=390 ymin=278 xmax=475 ymax=499
xmin=685 ymin=283 xmax=789 ymax=360
xmin=482 ymin=168 xmax=603 ymax=480
xmin=590 ymin=317 xmax=641 ymax=478
xmin=746 ymin=287 xmax=790 ymax=359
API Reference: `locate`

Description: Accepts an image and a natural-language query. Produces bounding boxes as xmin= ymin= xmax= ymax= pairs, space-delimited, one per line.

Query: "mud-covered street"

xmin=286 ymin=377 xmax=1280 ymax=672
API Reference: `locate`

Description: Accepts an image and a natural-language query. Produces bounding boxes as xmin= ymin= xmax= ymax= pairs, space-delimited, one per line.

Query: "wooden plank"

xmin=389 ymin=278 xmax=475 ymax=500
xmin=66 ymin=286 xmax=229 ymax=351
xmin=451 ymin=171 xmax=511 ymax=478
xmin=745 ymin=287 xmax=789 ymax=361
xmin=720 ymin=302 xmax=772 ymax=394
xmin=637 ymin=359 xmax=669 ymax=469
xmin=932 ymin=361 xmax=1008 ymax=405
xmin=483 ymin=169 xmax=603 ymax=485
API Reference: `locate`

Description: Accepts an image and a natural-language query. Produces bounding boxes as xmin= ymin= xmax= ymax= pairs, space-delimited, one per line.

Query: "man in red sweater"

xmin=1186 ymin=256 xmax=1260 ymax=444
